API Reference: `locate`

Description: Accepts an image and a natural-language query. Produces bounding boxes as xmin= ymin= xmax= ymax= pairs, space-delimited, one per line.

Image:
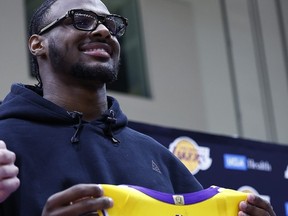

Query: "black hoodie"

xmin=0 ymin=84 xmax=202 ymax=215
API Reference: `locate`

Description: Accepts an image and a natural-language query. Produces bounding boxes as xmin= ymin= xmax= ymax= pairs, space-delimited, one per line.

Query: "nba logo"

xmin=285 ymin=202 xmax=288 ymax=216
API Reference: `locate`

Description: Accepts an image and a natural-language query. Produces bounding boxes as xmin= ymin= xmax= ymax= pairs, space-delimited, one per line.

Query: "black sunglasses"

xmin=38 ymin=9 xmax=128 ymax=37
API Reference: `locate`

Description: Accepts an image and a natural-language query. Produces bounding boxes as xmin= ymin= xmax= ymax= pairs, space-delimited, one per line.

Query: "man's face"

xmin=43 ymin=0 xmax=121 ymax=83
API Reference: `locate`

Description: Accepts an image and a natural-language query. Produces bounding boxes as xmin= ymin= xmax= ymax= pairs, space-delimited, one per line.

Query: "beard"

xmin=70 ymin=62 xmax=119 ymax=83
xmin=48 ymin=39 xmax=119 ymax=83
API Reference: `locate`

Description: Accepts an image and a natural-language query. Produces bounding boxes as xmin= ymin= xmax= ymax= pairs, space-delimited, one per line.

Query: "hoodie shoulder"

xmin=0 ymin=84 xmax=70 ymax=121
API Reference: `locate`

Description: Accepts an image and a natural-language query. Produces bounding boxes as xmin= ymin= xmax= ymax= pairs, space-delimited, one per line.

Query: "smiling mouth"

xmin=83 ymin=48 xmax=111 ymax=59
xmin=80 ymin=42 xmax=113 ymax=60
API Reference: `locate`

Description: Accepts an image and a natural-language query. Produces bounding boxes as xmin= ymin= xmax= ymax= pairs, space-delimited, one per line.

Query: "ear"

xmin=28 ymin=34 xmax=46 ymax=56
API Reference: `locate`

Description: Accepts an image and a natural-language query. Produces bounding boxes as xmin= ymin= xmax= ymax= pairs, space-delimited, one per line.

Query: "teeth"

xmin=87 ymin=48 xmax=106 ymax=52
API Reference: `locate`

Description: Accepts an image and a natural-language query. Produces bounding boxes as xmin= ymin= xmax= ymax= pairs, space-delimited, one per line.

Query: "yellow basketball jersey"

xmin=97 ymin=185 xmax=248 ymax=216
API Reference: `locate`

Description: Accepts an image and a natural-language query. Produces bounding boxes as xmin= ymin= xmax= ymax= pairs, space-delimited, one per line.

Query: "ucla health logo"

xmin=224 ymin=154 xmax=247 ymax=170
xmin=169 ymin=137 xmax=212 ymax=175
xmin=223 ymin=154 xmax=272 ymax=172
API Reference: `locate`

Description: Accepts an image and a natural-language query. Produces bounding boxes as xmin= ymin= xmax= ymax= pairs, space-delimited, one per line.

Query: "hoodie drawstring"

xmin=69 ymin=111 xmax=83 ymax=144
xmin=105 ymin=110 xmax=120 ymax=146
xmin=69 ymin=110 xmax=120 ymax=146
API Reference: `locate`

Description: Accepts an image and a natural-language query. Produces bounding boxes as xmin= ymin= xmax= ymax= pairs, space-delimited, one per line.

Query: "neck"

xmin=42 ymin=80 xmax=108 ymax=121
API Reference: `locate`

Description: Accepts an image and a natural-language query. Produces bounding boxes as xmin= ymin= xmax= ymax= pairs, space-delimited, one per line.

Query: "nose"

xmin=90 ymin=23 xmax=111 ymax=38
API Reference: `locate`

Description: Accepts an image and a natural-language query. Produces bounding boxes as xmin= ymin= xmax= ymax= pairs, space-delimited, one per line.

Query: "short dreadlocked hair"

xmin=28 ymin=0 xmax=59 ymax=88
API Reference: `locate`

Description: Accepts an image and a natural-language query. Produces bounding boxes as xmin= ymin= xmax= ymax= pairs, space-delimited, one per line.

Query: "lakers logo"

xmin=169 ymin=137 xmax=212 ymax=175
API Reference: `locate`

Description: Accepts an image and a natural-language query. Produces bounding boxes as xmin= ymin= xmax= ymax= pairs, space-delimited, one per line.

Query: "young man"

xmin=0 ymin=0 xmax=276 ymax=215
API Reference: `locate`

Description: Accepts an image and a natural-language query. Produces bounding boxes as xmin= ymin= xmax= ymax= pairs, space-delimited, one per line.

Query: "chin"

xmin=71 ymin=63 xmax=118 ymax=83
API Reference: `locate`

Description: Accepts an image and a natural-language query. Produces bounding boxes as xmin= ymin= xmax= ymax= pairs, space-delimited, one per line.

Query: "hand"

xmin=42 ymin=184 xmax=113 ymax=216
xmin=0 ymin=140 xmax=20 ymax=203
xmin=238 ymin=193 xmax=276 ymax=216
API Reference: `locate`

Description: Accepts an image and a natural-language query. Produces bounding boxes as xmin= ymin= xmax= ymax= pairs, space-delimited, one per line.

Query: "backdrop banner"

xmin=129 ymin=121 xmax=288 ymax=216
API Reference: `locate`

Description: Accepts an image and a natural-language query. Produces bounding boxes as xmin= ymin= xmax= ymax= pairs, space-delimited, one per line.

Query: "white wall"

xmin=1 ymin=0 xmax=288 ymax=145
xmin=0 ymin=0 xmax=33 ymax=96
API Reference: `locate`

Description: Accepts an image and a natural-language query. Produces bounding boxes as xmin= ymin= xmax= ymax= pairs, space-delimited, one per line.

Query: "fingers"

xmin=44 ymin=197 xmax=112 ymax=216
xmin=239 ymin=194 xmax=276 ymax=216
xmin=0 ymin=140 xmax=6 ymax=148
xmin=0 ymin=163 xmax=19 ymax=180
xmin=47 ymin=184 xmax=104 ymax=207
xmin=0 ymin=176 xmax=20 ymax=203
xmin=67 ymin=196 xmax=113 ymax=215
xmin=0 ymin=141 xmax=18 ymax=180
xmin=248 ymin=194 xmax=275 ymax=215
xmin=0 ymin=140 xmax=20 ymax=203
xmin=42 ymin=184 xmax=113 ymax=216
xmin=0 ymin=141 xmax=16 ymax=165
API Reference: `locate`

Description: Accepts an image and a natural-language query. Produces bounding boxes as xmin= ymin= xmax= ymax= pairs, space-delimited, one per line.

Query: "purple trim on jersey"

xmin=127 ymin=185 xmax=220 ymax=205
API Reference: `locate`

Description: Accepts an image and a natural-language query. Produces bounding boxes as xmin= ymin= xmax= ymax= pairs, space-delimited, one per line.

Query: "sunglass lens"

xmin=74 ymin=13 xmax=96 ymax=30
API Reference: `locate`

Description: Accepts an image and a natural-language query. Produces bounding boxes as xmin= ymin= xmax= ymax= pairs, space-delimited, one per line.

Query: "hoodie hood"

xmin=0 ymin=83 xmax=128 ymax=144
